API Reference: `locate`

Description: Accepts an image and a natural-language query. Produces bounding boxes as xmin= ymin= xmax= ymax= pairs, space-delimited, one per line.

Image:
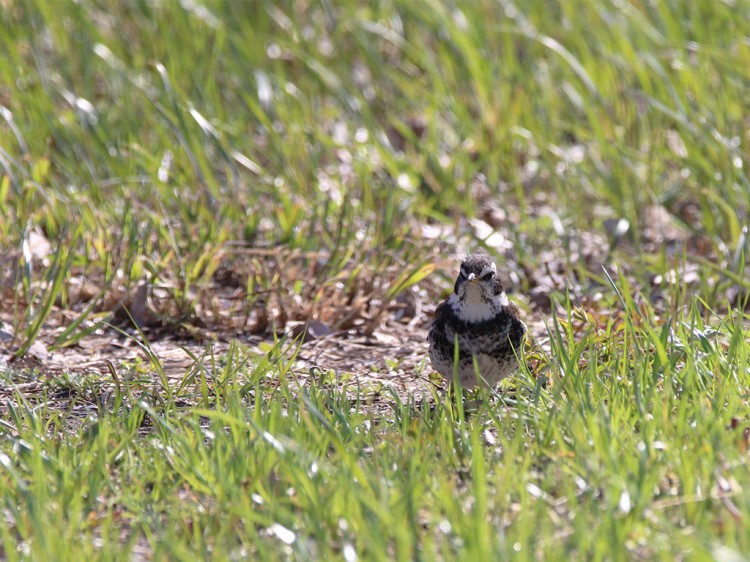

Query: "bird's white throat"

xmin=448 ymin=290 xmax=509 ymax=323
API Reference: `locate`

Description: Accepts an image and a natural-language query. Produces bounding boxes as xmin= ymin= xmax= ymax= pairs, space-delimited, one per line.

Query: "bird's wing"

xmin=427 ymin=299 xmax=451 ymax=342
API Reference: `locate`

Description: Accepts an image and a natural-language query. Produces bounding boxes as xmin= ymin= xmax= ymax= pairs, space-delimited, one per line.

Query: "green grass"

xmin=2 ymin=298 xmax=749 ymax=560
xmin=2 ymin=0 xmax=750 ymax=559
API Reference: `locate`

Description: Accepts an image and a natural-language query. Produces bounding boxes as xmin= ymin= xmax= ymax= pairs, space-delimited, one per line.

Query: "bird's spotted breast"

xmin=428 ymin=298 xmax=526 ymax=388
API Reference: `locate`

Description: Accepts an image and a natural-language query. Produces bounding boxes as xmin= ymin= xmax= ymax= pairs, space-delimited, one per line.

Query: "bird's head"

xmin=453 ymin=254 xmax=503 ymax=303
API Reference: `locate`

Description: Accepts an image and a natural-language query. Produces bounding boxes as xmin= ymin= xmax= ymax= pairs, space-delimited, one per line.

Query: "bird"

xmin=428 ymin=254 xmax=527 ymax=389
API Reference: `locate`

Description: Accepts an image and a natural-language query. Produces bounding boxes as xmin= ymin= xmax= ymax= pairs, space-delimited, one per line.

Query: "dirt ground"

xmin=0 ymin=205 xmax=713 ymax=406
xmin=1 ymin=244 xmax=561 ymax=406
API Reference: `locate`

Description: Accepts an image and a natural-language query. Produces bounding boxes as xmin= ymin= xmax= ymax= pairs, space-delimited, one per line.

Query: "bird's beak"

xmin=467 ymin=273 xmax=476 ymax=282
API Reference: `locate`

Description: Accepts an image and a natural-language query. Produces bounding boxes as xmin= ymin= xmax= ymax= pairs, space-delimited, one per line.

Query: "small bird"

xmin=428 ymin=254 xmax=526 ymax=389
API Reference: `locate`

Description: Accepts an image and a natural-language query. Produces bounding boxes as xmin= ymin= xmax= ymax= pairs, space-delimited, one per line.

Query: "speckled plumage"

xmin=428 ymin=254 xmax=526 ymax=388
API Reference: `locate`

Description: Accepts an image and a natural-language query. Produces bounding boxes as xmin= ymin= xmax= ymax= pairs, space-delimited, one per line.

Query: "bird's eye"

xmin=480 ymin=271 xmax=493 ymax=281
xmin=459 ymin=270 xmax=467 ymax=279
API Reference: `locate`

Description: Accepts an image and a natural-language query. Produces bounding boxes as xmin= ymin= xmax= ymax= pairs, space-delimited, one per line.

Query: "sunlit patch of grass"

xmin=1 ymin=295 xmax=749 ymax=559
xmin=3 ymin=1 xmax=749 ymax=321
xmin=2 ymin=0 xmax=750 ymax=558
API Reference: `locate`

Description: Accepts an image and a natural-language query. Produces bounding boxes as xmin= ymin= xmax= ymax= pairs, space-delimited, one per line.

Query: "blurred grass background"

xmin=2 ymin=1 xmax=750 ymax=559
xmin=3 ymin=0 xmax=749 ymax=294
